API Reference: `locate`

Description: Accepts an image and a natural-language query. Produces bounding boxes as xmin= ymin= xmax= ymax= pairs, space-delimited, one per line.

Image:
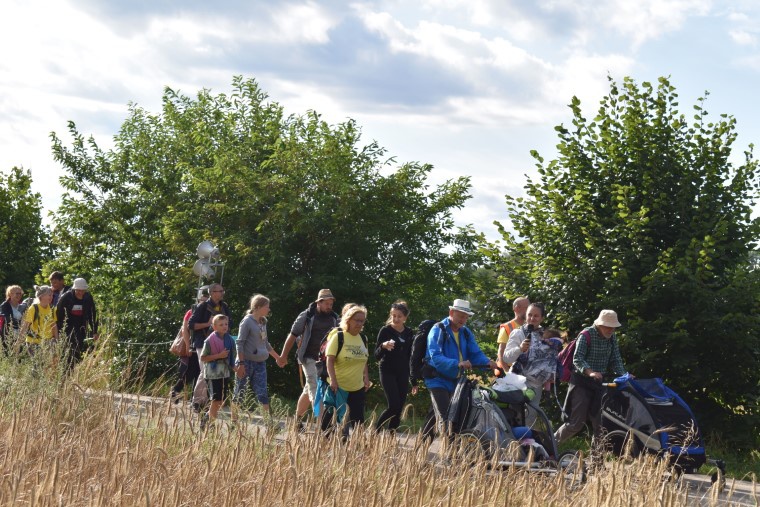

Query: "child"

xmin=200 ymin=314 xmax=241 ymax=430
xmin=541 ymin=328 xmax=564 ymax=391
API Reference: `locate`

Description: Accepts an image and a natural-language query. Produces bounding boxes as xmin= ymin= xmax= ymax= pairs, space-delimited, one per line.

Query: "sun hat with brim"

xmin=315 ymin=289 xmax=335 ymax=302
xmin=594 ymin=309 xmax=621 ymax=328
xmin=72 ymin=278 xmax=89 ymax=290
xmin=449 ymin=299 xmax=474 ymax=316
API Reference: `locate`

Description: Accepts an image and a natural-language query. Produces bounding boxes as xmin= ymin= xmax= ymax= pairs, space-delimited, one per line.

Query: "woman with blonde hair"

xmin=1 ymin=285 xmax=25 ymax=355
xmin=323 ymin=304 xmax=370 ymax=439
xmin=234 ymin=294 xmax=282 ymax=415
xmin=374 ymin=300 xmax=413 ymax=432
xmin=19 ymin=285 xmax=58 ymax=356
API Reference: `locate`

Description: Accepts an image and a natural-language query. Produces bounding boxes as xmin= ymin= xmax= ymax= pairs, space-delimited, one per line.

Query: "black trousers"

xmin=65 ymin=328 xmax=87 ymax=370
xmin=321 ymin=388 xmax=366 ymax=440
xmin=376 ymin=367 xmax=410 ymax=431
xmin=172 ymin=352 xmax=200 ymax=395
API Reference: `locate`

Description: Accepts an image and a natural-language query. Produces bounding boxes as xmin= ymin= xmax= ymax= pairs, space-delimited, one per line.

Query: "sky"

xmin=2 ymin=0 xmax=759 ymax=242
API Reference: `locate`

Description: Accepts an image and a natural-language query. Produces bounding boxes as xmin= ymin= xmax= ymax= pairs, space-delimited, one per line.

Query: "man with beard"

xmin=279 ymin=289 xmax=339 ymax=423
xmin=554 ymin=309 xmax=629 ymax=446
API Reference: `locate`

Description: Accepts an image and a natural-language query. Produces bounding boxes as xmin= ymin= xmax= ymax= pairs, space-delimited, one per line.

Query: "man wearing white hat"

xmin=554 ymin=309 xmax=629 ymax=445
xmin=56 ymin=277 xmax=99 ymax=369
xmin=424 ymin=299 xmax=498 ymax=435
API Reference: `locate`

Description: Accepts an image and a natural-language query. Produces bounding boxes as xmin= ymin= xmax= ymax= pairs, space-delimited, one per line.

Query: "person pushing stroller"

xmin=425 ymin=299 xmax=497 ymax=436
xmin=554 ymin=309 xmax=631 ymax=446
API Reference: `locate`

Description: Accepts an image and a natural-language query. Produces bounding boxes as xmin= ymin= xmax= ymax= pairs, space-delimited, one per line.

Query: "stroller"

xmin=600 ymin=374 xmax=725 ymax=477
xmin=445 ymin=372 xmax=573 ymax=471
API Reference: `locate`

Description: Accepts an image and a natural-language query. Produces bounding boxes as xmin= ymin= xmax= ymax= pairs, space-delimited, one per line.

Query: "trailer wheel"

xmin=604 ymin=430 xmax=641 ymax=459
xmin=457 ymin=430 xmax=493 ymax=463
xmin=558 ymin=450 xmax=587 ymax=484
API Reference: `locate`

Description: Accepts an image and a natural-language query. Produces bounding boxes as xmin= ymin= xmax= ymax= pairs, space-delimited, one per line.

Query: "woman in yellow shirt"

xmin=325 ymin=304 xmax=369 ymax=439
xmin=20 ymin=286 xmax=58 ymax=354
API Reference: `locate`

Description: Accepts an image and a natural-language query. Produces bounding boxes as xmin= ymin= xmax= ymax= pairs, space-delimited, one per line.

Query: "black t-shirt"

xmin=305 ymin=312 xmax=335 ymax=359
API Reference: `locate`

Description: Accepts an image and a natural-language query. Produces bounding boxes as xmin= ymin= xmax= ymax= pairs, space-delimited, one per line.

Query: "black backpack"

xmin=409 ymin=320 xmax=445 ymax=384
xmin=316 ymin=328 xmax=368 ymax=380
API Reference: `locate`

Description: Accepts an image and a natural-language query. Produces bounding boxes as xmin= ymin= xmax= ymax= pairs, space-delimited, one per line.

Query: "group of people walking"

xmin=3 ymin=268 xmax=630 ymax=449
xmin=173 ymin=285 xmax=629 ymax=447
xmin=1 ymin=272 xmax=99 ymax=370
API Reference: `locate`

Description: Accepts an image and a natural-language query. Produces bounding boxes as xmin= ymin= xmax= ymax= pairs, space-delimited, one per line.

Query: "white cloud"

xmin=351 ymin=7 xmax=634 ymax=128
xmin=557 ymin=0 xmax=713 ymax=49
xmin=730 ymin=29 xmax=757 ymax=46
xmin=268 ymin=1 xmax=338 ymax=44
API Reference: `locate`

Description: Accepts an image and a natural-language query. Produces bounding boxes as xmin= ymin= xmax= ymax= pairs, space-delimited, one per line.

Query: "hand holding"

xmin=383 ymin=340 xmax=395 ymax=351
xmin=459 ymin=359 xmax=472 ymax=369
xmin=520 ymin=339 xmax=530 ymax=353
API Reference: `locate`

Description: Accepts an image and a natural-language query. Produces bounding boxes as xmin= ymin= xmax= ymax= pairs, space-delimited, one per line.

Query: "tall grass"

xmin=0 ymin=334 xmax=738 ymax=506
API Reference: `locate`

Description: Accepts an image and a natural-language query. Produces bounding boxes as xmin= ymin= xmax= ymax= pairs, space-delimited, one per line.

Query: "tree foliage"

xmin=49 ymin=76 xmax=483 ymax=395
xmin=0 ymin=167 xmax=46 ymax=290
xmin=493 ymin=76 xmax=760 ymax=447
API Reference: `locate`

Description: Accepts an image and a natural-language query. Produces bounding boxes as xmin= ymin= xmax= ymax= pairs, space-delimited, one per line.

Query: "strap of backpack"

xmin=580 ymin=329 xmax=591 ymax=346
xmin=337 ymin=329 xmax=344 ymax=356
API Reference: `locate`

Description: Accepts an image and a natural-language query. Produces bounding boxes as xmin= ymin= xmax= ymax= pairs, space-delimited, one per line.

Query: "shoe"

xmin=200 ymin=412 xmax=209 ymax=431
xmin=170 ymin=391 xmax=181 ymax=405
xmin=192 ymin=403 xmax=201 ymax=414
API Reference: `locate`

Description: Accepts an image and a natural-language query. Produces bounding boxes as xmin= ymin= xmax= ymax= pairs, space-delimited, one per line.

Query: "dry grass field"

xmin=0 ymin=346 xmax=736 ymax=506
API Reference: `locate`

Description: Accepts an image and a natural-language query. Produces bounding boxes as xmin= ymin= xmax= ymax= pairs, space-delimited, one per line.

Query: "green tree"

xmin=0 ymin=167 xmax=46 ymax=290
xmin=49 ymin=76 xmax=483 ymax=395
xmin=493 ymin=76 xmax=760 ymax=447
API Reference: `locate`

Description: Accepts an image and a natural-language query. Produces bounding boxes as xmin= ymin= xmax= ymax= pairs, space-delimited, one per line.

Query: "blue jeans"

xmin=234 ymin=360 xmax=269 ymax=405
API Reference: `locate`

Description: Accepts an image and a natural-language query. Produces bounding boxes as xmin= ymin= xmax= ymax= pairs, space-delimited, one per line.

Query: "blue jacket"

xmin=424 ymin=317 xmax=490 ymax=392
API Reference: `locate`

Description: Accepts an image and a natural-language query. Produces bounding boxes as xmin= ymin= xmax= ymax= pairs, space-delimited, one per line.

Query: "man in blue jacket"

xmin=425 ymin=299 xmax=497 ymax=435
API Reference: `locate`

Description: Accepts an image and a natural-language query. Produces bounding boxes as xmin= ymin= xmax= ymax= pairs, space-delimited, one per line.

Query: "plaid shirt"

xmin=573 ymin=325 xmax=626 ymax=376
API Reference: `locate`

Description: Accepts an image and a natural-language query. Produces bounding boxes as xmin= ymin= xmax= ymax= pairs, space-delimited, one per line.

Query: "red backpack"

xmin=558 ymin=329 xmax=591 ymax=382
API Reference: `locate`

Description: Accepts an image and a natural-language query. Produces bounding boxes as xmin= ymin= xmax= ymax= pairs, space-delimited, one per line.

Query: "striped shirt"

xmin=573 ymin=326 xmax=626 ymax=376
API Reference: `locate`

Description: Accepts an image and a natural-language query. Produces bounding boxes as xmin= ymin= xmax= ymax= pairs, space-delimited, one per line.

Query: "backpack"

xmin=25 ymin=303 xmax=42 ymax=339
xmin=557 ymin=329 xmax=591 ymax=382
xmin=409 ymin=320 xmax=445 ymax=383
xmin=315 ymin=328 xmax=368 ymax=380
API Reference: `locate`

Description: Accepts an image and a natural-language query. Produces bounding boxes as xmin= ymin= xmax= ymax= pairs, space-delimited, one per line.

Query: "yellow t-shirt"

xmin=325 ymin=328 xmax=368 ymax=392
xmin=496 ymin=318 xmax=519 ymax=344
xmin=24 ymin=304 xmax=56 ymax=344
xmin=452 ymin=330 xmax=463 ymax=362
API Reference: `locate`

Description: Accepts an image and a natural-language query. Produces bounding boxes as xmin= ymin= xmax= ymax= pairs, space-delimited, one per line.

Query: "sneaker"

xmin=200 ymin=412 xmax=209 ymax=431
xmin=192 ymin=402 xmax=201 ymax=414
xmin=170 ymin=391 xmax=181 ymax=405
